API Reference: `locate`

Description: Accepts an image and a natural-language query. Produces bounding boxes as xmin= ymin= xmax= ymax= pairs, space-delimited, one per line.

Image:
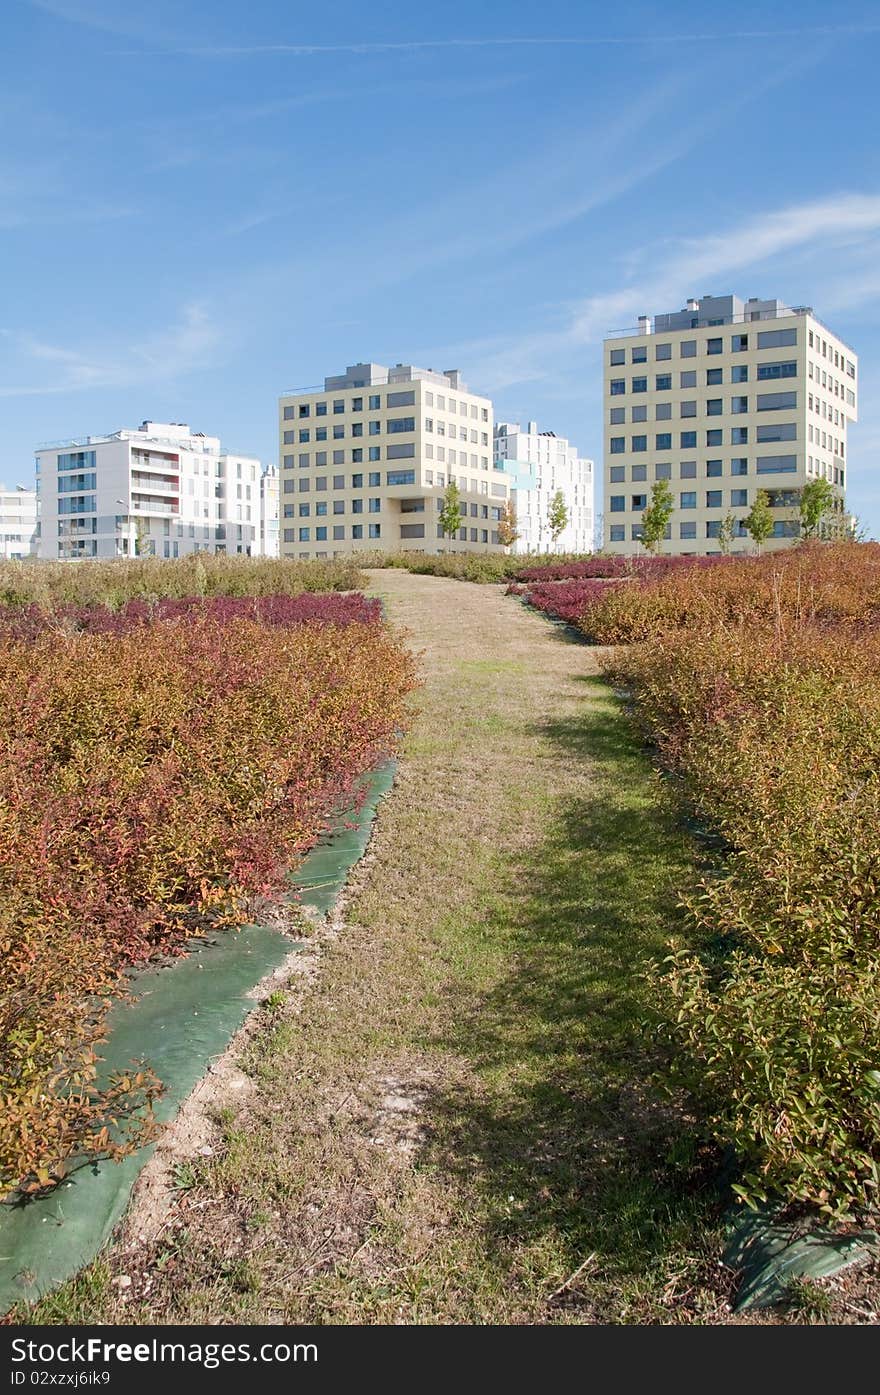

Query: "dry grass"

xmin=18 ymin=570 xmax=878 ymax=1325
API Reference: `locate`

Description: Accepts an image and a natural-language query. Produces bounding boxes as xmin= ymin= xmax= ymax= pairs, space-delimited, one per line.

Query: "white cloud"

xmin=0 ymin=303 xmax=220 ymax=398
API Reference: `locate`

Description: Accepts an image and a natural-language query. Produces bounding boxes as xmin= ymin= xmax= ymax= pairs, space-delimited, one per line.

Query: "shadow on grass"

xmin=424 ymin=677 xmax=722 ymax=1298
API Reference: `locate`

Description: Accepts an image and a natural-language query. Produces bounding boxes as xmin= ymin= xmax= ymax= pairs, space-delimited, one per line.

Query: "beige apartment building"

xmin=602 ymin=295 xmax=858 ymax=554
xmin=278 ymin=363 xmax=510 ymax=559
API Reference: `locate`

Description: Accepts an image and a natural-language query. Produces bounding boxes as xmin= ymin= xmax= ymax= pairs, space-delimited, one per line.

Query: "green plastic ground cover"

xmin=0 ymin=759 xmax=397 ymax=1313
xmin=725 ymin=1205 xmax=879 ymax=1310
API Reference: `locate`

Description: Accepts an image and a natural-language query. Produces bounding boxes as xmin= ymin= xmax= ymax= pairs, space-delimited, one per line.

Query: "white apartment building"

xmin=35 ymin=421 xmax=264 ymax=560
xmin=0 ymin=485 xmax=38 ymax=560
xmin=494 ymin=420 xmax=594 ymax=553
xmin=602 ymin=295 xmax=858 ymax=555
xmin=278 ymin=363 xmax=510 ymax=559
xmin=259 ymin=464 xmax=280 ymax=558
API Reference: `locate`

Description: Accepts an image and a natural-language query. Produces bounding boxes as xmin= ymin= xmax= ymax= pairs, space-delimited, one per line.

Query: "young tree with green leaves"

xmin=547 ymin=489 xmax=568 ymax=550
xmin=439 ymin=481 xmax=464 ymax=542
xmin=496 ymin=499 xmax=519 ymax=548
xmin=799 ymin=477 xmax=835 ymax=540
xmin=744 ymin=489 xmax=774 ymax=552
xmin=716 ymin=511 xmax=737 ymax=555
xmin=639 ymin=478 xmax=674 ymax=554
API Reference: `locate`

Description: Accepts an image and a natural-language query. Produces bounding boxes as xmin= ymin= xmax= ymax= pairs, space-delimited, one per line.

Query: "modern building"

xmin=35 ymin=421 xmax=264 ymax=560
xmin=278 ymin=363 xmax=510 ymax=559
xmin=602 ymin=295 xmax=858 ymax=555
xmin=494 ymin=420 xmax=594 ymax=553
xmin=258 ymin=464 xmax=280 ymax=558
xmin=0 ymin=485 xmax=38 ymax=560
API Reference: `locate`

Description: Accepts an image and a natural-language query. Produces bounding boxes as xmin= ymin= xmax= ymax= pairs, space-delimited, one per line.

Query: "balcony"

xmin=131 ymin=500 xmax=178 ymax=516
xmin=132 ymin=476 xmax=179 ymax=495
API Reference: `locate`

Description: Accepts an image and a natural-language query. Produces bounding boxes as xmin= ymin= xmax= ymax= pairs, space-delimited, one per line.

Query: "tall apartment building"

xmin=0 ymin=485 xmax=38 ymax=560
xmin=494 ymin=420 xmax=594 ymax=553
xmin=602 ymin=295 xmax=858 ymax=555
xmin=35 ymin=421 xmax=264 ymax=560
xmin=278 ymin=363 xmax=510 ymax=559
xmin=259 ymin=464 xmax=280 ymax=558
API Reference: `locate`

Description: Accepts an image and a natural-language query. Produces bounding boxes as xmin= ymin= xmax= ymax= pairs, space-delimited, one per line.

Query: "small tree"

xmin=799 ymin=478 xmax=835 ymax=540
xmin=640 ymin=478 xmax=674 ymax=554
xmin=547 ymin=489 xmax=568 ymax=550
xmin=496 ymin=499 xmax=519 ymax=548
xmin=716 ymin=511 xmax=737 ymax=555
xmin=744 ymin=489 xmax=774 ymax=553
xmin=439 ymin=481 xmax=464 ymax=542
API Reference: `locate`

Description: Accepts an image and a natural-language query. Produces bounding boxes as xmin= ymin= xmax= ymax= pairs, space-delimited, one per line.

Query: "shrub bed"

xmin=507 ymin=578 xmax=622 ymax=625
xmin=0 ymin=554 xmax=364 ymax=610
xmin=0 ymin=597 xmax=416 ymax=1199
xmin=606 ymin=549 xmax=880 ymax=1216
xmin=577 ymin=542 xmax=880 ymax=643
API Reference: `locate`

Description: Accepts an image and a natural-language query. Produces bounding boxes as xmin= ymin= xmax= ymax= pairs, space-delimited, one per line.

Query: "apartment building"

xmin=278 ymin=363 xmax=510 ymax=559
xmin=602 ymin=295 xmax=858 ymax=555
xmin=35 ymin=421 xmax=264 ymax=560
xmin=259 ymin=464 xmax=280 ymax=558
xmin=0 ymin=485 xmax=38 ymax=560
xmin=494 ymin=420 xmax=594 ymax=553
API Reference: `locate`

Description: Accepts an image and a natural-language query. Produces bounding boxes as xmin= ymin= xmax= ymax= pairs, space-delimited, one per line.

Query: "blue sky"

xmin=3 ymin=0 xmax=880 ymax=534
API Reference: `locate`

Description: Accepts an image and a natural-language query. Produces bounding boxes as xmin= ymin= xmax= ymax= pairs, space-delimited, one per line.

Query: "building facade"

xmin=278 ymin=363 xmax=510 ymax=559
xmin=494 ymin=420 xmax=594 ymax=553
xmin=602 ymin=295 xmax=858 ymax=555
xmin=0 ymin=486 xmax=38 ymax=560
xmin=35 ymin=421 xmax=263 ymax=560
xmin=259 ymin=464 xmax=280 ymax=558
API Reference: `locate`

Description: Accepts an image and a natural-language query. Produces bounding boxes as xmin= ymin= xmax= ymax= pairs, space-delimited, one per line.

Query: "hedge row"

xmin=604 ymin=547 xmax=880 ymax=1216
xmin=0 ymin=597 xmax=416 ymax=1198
xmin=0 ymin=554 xmax=364 ymax=610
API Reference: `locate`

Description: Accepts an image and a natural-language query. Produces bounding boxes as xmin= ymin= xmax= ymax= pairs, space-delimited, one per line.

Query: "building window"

xmin=654 ymin=462 xmax=672 ymax=480
xmin=368 ymin=523 xmax=381 ymax=538
xmin=706 ymin=490 xmax=722 ymax=508
xmin=631 ymin=493 xmax=647 ymax=510
xmin=387 ymin=443 xmax=416 ymax=460
xmin=756 ymin=455 xmax=798 ymax=474
xmin=333 ymin=399 xmax=345 ymax=414
xmin=731 ymin=427 xmax=748 ymax=445
xmin=610 ymin=379 xmax=626 ymax=395
xmin=656 ymin=402 xmax=672 ymax=421
xmin=631 ymin=346 xmax=647 ymax=363
xmin=707 ymin=337 xmax=722 ymax=355
xmin=388 ymin=416 xmax=416 ymax=433
xmin=631 ymin=404 xmax=648 ymax=423
xmin=386 ymin=469 xmax=416 ymax=486
xmin=369 ymin=471 xmax=380 ymax=486
xmin=757 ymin=361 xmax=798 ymax=380
xmin=655 ymin=374 xmax=672 ymax=391
xmin=333 ymin=500 xmax=345 ymax=515
xmin=609 ymin=466 xmax=625 ymax=483
xmin=610 ymin=437 xmax=625 ymax=454
xmin=731 ymin=489 xmax=748 ymax=506
xmin=352 ymin=473 xmax=363 ymax=488
xmin=681 ymin=340 xmax=697 ymax=358
xmin=757 ymin=391 xmax=797 ymax=411
xmin=315 ymin=526 xmax=327 ymax=541
xmin=387 ymin=390 xmax=416 ymax=407
xmin=655 ymin=433 xmax=672 ymax=450
xmin=706 ymin=429 xmax=723 ymax=447
xmin=655 ymin=342 xmax=672 ymax=360
xmin=631 ymin=435 xmax=647 ymax=452
xmin=706 ymin=368 xmax=723 ymax=386
xmin=332 ymin=474 xmax=344 ymax=489
xmin=631 ymin=464 xmax=647 ymax=482
xmin=632 ymin=376 xmax=647 ymax=393
xmin=680 ymin=521 xmax=697 ymax=539
xmin=369 ymin=394 xmax=381 ymax=410
xmin=680 ymin=461 xmax=697 ymax=478
xmin=680 ymin=432 xmax=697 ymax=449
xmin=298 ymin=527 xmax=310 ymax=541
xmin=707 ymin=399 xmax=723 ymax=416
xmin=732 ymin=334 xmax=748 ymax=352
xmin=283 ymin=406 xmax=295 ymax=420
xmin=298 ymin=503 xmax=310 ymax=517
xmin=316 ymin=402 xmax=327 ymax=416
xmin=609 ymin=495 xmax=625 ymax=512
xmin=369 ymin=498 xmax=380 ymax=513
xmin=333 ymin=526 xmax=345 ymax=540
xmin=756 ymin=423 xmax=797 ymax=442
xmin=680 ymin=401 xmax=697 ymax=418
xmin=316 ymin=502 xmax=327 ymax=516
xmin=609 ymin=524 xmax=625 ymax=541
xmin=731 ymin=458 xmax=749 ymax=475
xmin=757 ymin=328 xmax=797 ymax=349
xmin=732 ymin=365 xmax=749 ymax=382
xmin=610 ymin=349 xmax=625 ymax=365
xmin=680 ymin=491 xmax=696 ymax=509
xmin=610 ymin=408 xmax=626 ymax=424
xmin=732 ymin=396 xmax=749 ymax=414
xmin=352 ymin=498 xmax=363 ymax=514
xmin=298 ymin=430 xmax=310 ymax=443
xmin=706 ymin=460 xmax=722 ymax=477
